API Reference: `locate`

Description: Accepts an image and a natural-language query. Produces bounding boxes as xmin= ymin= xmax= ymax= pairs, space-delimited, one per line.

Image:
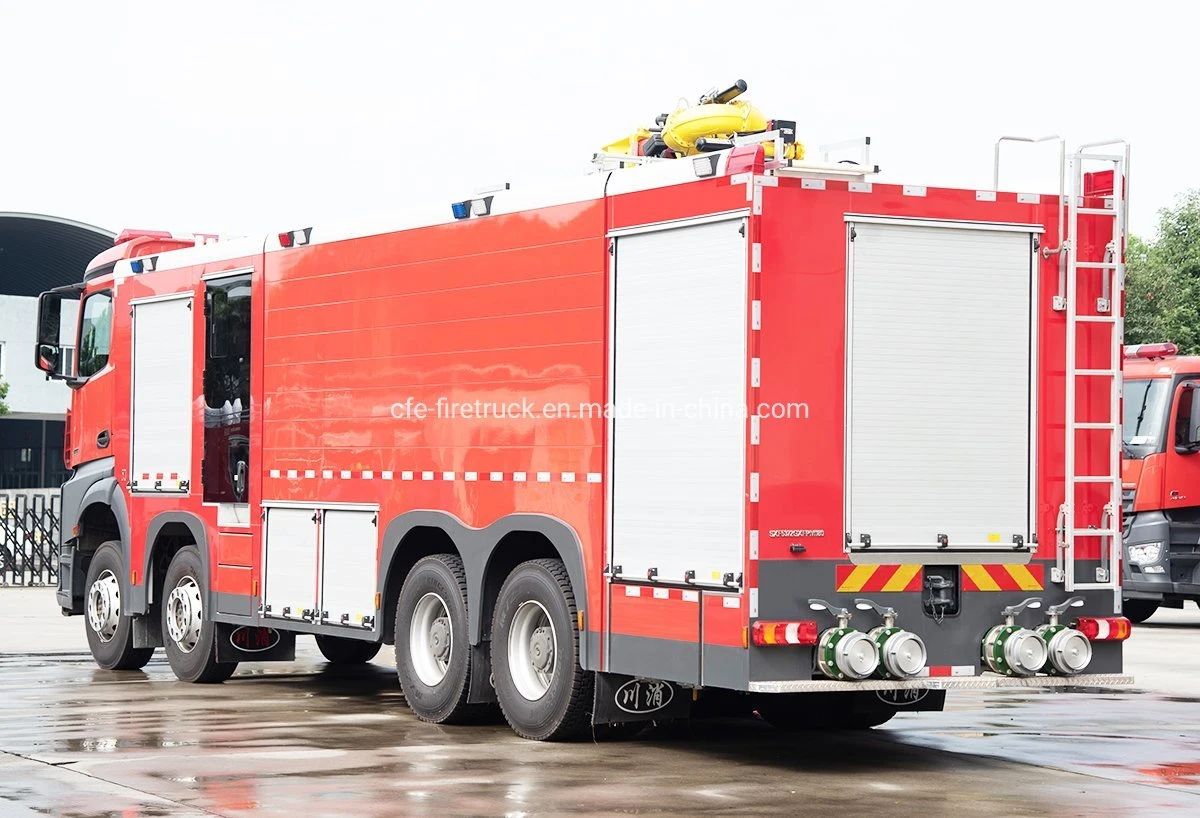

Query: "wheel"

xmin=162 ymin=546 xmax=236 ymax=683
xmin=1123 ymin=599 xmax=1159 ymax=624
xmin=490 ymin=558 xmax=592 ymax=741
xmin=316 ymin=634 xmax=382 ymax=665
xmin=394 ymin=554 xmax=478 ymax=723
xmin=84 ymin=541 xmax=154 ymax=670
xmin=756 ymin=693 xmax=895 ymax=730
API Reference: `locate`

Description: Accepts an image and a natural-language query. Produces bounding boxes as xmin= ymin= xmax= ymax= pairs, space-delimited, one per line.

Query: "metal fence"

xmin=0 ymin=491 xmax=60 ymax=586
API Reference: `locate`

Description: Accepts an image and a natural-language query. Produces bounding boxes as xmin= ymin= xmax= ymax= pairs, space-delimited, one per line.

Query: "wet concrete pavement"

xmin=2 ymin=590 xmax=1199 ymax=817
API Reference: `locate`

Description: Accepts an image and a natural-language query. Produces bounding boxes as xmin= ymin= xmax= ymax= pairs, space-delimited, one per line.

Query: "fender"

xmin=135 ymin=511 xmax=210 ymax=615
xmin=378 ymin=511 xmax=589 ymax=649
xmin=58 ymin=457 xmax=128 ymax=612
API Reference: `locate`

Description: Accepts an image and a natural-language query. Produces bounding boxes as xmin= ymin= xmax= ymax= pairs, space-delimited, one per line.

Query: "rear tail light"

xmin=751 ymin=620 xmax=818 ymax=646
xmin=1074 ymin=616 xmax=1132 ymax=641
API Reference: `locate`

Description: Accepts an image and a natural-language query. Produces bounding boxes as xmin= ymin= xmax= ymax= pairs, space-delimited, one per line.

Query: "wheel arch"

xmin=140 ymin=512 xmax=210 ymax=615
xmin=378 ymin=512 xmax=590 ymax=664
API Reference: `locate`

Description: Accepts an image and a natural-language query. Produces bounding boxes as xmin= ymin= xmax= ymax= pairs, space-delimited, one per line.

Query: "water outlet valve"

xmin=982 ymin=597 xmax=1048 ymax=677
xmin=808 ymin=599 xmax=880 ymax=681
xmin=855 ymin=598 xmax=928 ymax=679
xmin=1037 ymin=596 xmax=1092 ymax=676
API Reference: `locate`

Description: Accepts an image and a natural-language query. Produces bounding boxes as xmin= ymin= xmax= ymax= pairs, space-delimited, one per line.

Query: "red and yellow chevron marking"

xmin=835 ymin=564 xmax=922 ymax=593
xmin=961 ymin=563 xmax=1044 ymax=592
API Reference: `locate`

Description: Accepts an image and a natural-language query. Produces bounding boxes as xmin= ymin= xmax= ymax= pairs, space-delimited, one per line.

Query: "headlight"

xmin=1127 ymin=541 xmax=1164 ymax=565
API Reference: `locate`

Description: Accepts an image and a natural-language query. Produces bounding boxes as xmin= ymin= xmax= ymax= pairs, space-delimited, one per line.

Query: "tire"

xmin=394 ymin=554 xmax=478 ymax=723
xmin=1123 ymin=599 xmax=1159 ymax=624
xmin=162 ymin=546 xmax=236 ymax=683
xmin=84 ymin=542 xmax=154 ymax=671
xmin=756 ymin=693 xmax=895 ymax=730
xmin=490 ymin=558 xmax=592 ymax=741
xmin=316 ymin=634 xmax=382 ymax=665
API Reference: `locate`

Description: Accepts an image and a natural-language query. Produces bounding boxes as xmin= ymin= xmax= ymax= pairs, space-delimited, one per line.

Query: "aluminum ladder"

xmin=1053 ymin=140 xmax=1129 ymax=608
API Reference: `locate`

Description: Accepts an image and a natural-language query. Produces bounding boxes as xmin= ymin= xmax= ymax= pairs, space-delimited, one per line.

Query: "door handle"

xmin=96 ymin=430 xmax=110 ymax=448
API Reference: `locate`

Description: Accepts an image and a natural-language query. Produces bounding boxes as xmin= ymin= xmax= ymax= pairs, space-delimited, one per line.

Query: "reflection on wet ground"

xmin=1 ymin=647 xmax=1199 ymax=817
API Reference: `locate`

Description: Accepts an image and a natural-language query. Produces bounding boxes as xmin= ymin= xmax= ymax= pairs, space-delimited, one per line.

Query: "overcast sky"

xmin=0 ymin=1 xmax=1192 ymax=244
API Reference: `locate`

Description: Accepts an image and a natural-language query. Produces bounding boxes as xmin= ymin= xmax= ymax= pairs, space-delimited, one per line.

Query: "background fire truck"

xmin=35 ymin=82 xmax=1133 ymax=740
xmin=1121 ymin=342 xmax=1200 ymax=621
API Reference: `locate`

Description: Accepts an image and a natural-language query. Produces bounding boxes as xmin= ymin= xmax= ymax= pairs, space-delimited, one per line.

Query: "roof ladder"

xmin=1053 ymin=140 xmax=1129 ymax=611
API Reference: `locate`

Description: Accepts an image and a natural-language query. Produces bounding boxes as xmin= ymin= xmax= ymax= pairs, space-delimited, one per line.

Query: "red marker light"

xmin=1075 ymin=616 xmax=1132 ymax=641
xmin=751 ymin=620 xmax=819 ymax=646
xmin=278 ymin=231 xmax=294 ymax=248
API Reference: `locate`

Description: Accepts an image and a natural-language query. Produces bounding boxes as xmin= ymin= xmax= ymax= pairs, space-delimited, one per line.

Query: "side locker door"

xmin=319 ymin=506 xmax=380 ymax=629
xmin=262 ymin=504 xmax=319 ymax=622
xmin=130 ymin=294 xmax=194 ymax=494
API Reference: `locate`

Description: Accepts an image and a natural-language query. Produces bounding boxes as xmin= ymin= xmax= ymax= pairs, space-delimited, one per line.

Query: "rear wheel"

xmin=394 ymin=554 xmax=478 ymax=723
xmin=84 ymin=542 xmax=154 ymax=671
xmin=1123 ymin=599 xmax=1159 ymax=624
xmin=162 ymin=546 xmax=236 ymax=683
xmin=491 ymin=558 xmax=592 ymax=741
xmin=316 ymin=634 xmax=381 ymax=665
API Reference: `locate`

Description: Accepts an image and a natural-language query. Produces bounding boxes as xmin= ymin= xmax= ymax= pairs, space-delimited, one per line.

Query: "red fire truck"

xmin=37 ymin=83 xmax=1133 ymax=740
xmin=1121 ymin=342 xmax=1200 ymax=621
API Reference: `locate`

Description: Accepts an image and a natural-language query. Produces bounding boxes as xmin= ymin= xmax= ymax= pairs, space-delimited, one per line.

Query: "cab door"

xmin=1163 ymin=377 xmax=1200 ymax=511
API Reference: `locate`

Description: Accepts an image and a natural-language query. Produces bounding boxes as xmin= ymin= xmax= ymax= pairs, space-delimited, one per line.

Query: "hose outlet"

xmin=868 ymin=626 xmax=928 ymax=679
xmin=1037 ymin=624 xmax=1092 ymax=675
xmin=817 ymin=627 xmax=880 ymax=680
xmin=982 ymin=625 xmax=1048 ymax=677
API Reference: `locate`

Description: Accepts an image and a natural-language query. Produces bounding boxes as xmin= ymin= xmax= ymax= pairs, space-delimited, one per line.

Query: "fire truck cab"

xmin=34 ymin=83 xmax=1135 ymax=740
xmin=1122 ymin=342 xmax=1200 ymax=621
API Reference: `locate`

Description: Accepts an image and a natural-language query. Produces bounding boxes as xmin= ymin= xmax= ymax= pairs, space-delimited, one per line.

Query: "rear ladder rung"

xmin=1073 ymin=422 xmax=1119 ymax=430
xmin=1075 ymin=369 xmax=1118 ymax=376
xmin=1075 ymin=316 xmax=1118 ymax=324
xmin=1072 ymin=475 xmax=1116 ymax=483
xmin=1071 ymin=529 xmax=1121 ymax=537
xmin=1075 ymin=261 xmax=1119 ymax=269
xmin=1078 ymin=207 xmax=1117 ymax=216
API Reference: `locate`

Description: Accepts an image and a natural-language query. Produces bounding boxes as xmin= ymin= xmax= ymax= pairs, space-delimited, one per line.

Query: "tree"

xmin=1125 ymin=192 xmax=1200 ymax=353
xmin=0 ymin=376 xmax=9 ymax=415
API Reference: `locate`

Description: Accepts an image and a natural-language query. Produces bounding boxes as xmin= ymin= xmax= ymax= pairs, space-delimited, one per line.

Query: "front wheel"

xmin=1123 ymin=599 xmax=1159 ymax=624
xmin=162 ymin=546 xmax=236 ymax=683
xmin=490 ymin=559 xmax=592 ymax=741
xmin=316 ymin=634 xmax=382 ymax=665
xmin=84 ymin=542 xmax=154 ymax=671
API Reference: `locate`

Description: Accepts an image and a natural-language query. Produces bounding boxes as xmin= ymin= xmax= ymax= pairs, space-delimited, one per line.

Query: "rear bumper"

xmin=748 ymin=673 xmax=1133 ymax=693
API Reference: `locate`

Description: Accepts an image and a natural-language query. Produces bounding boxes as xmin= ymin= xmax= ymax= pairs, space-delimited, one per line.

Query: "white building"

xmin=0 ymin=213 xmax=113 ymax=489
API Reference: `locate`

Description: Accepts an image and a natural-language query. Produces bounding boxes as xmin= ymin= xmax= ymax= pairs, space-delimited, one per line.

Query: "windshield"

xmin=1123 ymin=378 xmax=1170 ymax=459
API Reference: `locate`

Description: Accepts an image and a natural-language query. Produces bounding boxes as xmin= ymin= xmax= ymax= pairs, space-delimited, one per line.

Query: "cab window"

xmin=76 ymin=291 xmax=113 ymax=378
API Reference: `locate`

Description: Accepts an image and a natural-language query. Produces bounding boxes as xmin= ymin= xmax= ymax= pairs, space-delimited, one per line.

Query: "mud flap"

xmin=852 ymin=688 xmax=947 ymax=718
xmin=592 ymin=672 xmax=692 ymax=725
xmin=132 ymin=613 xmax=163 ymax=649
xmin=214 ymin=623 xmax=296 ymax=663
xmin=467 ymin=642 xmax=497 ymax=704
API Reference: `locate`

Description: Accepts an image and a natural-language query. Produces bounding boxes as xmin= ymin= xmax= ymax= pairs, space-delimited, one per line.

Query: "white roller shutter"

xmin=610 ymin=217 xmax=747 ymax=585
xmin=846 ymin=220 xmax=1035 ymax=552
xmin=130 ymin=295 xmax=194 ymax=493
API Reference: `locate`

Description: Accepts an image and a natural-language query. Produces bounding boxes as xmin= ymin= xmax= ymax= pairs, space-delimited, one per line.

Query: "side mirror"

xmin=1175 ymin=382 xmax=1200 ymax=455
xmin=36 ymin=343 xmax=60 ymax=374
xmin=33 ymin=289 xmax=80 ymax=380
